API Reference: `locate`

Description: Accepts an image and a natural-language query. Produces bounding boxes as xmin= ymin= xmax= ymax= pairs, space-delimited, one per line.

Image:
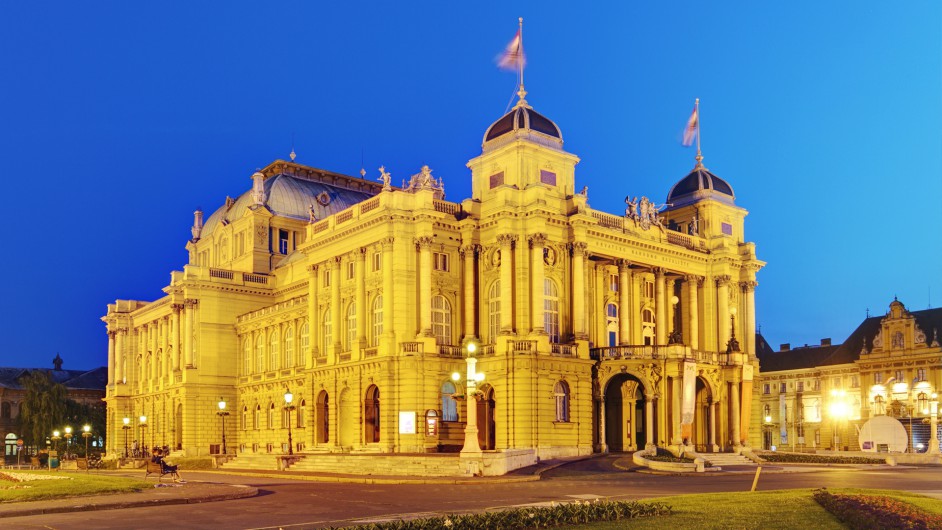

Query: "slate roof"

xmin=0 ymin=367 xmax=107 ymax=391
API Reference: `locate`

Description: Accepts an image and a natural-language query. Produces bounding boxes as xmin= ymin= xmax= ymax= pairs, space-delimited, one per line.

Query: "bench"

xmin=76 ymin=458 xmax=89 ymax=472
xmin=144 ymin=460 xmax=176 ymax=482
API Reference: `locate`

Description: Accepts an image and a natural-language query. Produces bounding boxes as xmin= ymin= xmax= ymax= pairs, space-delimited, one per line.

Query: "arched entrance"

xmin=364 ymin=385 xmax=380 ymax=443
xmin=315 ymin=391 xmax=329 ymax=444
xmin=604 ymin=373 xmax=648 ymax=452
xmin=477 ymin=385 xmax=496 ymax=450
xmin=693 ymin=377 xmax=714 ymax=452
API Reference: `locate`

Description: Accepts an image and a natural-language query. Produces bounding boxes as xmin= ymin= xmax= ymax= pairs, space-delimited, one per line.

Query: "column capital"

xmin=617 ymin=259 xmax=632 ymax=272
xmin=715 ymin=275 xmax=732 ymax=287
xmin=380 ymin=236 xmax=395 ymax=249
xmin=458 ymin=243 xmax=481 ymax=257
xmin=356 ymin=246 xmax=368 ymax=260
xmin=652 ymin=266 xmax=665 ymax=278
xmin=415 ymin=236 xmax=434 ymax=250
xmin=527 ymin=233 xmax=547 ymax=248
xmin=496 ymin=233 xmax=518 ymax=247
xmin=183 ymin=298 xmax=199 ymax=307
xmin=331 ymin=255 xmax=342 ymax=267
xmin=569 ymin=241 xmax=588 ymax=256
xmin=685 ymin=274 xmax=704 ymax=286
xmin=740 ymin=280 xmax=759 ymax=292
xmin=171 ymin=303 xmax=185 ymax=311
xmin=307 ymin=263 xmax=319 ymax=274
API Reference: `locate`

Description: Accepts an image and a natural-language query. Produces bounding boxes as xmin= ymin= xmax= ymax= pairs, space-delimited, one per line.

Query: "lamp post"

xmin=51 ymin=430 xmax=61 ymax=454
xmin=64 ymin=427 xmax=73 ymax=456
xmin=139 ymin=416 xmax=148 ymax=453
xmin=82 ymin=425 xmax=92 ymax=457
xmin=453 ymin=341 xmax=485 ymax=455
xmin=930 ymin=393 xmax=939 ymax=454
xmin=668 ymin=295 xmax=683 ymax=344
xmin=217 ymin=398 xmax=230 ymax=455
xmin=284 ymin=389 xmax=295 ymax=455
xmin=764 ymin=414 xmax=773 ymax=450
xmin=726 ymin=307 xmax=740 ymax=353
xmin=122 ymin=417 xmax=131 ymax=457
xmin=829 ymin=389 xmax=848 ymax=451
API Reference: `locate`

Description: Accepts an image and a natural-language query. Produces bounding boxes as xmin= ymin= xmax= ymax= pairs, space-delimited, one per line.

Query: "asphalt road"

xmin=6 ymin=457 xmax=942 ymax=529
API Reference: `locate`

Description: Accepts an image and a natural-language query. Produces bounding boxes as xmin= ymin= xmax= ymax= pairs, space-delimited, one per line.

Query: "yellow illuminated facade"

xmin=754 ymin=299 xmax=942 ymax=453
xmin=103 ymin=89 xmax=766 ymax=474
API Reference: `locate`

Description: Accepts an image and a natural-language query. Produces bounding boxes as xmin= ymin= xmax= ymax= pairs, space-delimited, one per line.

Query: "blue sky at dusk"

xmin=1 ymin=2 xmax=939 ymax=370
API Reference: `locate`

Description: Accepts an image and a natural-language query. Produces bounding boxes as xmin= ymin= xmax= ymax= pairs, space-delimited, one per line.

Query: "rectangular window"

xmin=610 ymin=274 xmax=618 ymax=292
xmin=813 ymin=380 xmax=820 ymax=391
xmin=917 ymin=368 xmax=926 ymax=381
xmin=489 ymin=172 xmax=504 ymax=189
xmin=347 ymin=261 xmax=355 ymax=280
xmin=780 ymin=382 xmax=787 ymax=393
xmin=797 ymin=381 xmax=804 ymax=392
xmin=644 ymin=281 xmax=654 ymax=299
xmin=324 ymin=269 xmax=331 ymax=287
xmin=433 ymin=252 xmax=449 ymax=272
xmin=540 ymin=170 xmax=556 ymax=186
xmin=279 ymin=229 xmax=289 ymax=254
xmin=874 ymin=372 xmax=882 ymax=384
xmin=763 ymin=384 xmax=770 ymax=395
xmin=721 ymin=222 xmax=733 ymax=236
xmin=851 ymin=375 xmax=859 ymax=388
xmin=372 ymin=252 xmax=382 ymax=272
xmin=895 ymin=370 xmax=903 ymax=382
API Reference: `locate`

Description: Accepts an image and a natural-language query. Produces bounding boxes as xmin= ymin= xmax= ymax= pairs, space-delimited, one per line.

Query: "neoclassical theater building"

xmin=102 ymin=88 xmax=764 ymax=474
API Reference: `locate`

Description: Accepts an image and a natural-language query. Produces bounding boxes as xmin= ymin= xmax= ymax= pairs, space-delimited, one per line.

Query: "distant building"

xmin=103 ymin=87 xmax=765 ymax=475
xmin=754 ymin=299 xmax=942 ymax=453
xmin=0 ymin=355 xmax=107 ymax=461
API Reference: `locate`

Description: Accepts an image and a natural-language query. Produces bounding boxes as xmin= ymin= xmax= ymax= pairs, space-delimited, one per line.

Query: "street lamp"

xmin=726 ymin=307 xmax=740 ymax=353
xmin=668 ymin=295 xmax=683 ymax=344
xmin=51 ymin=430 xmax=61 ymax=454
xmin=217 ymin=398 xmax=230 ymax=455
xmin=64 ymin=427 xmax=73 ymax=456
xmin=829 ymin=389 xmax=848 ymax=451
xmin=764 ymin=414 xmax=773 ymax=450
xmin=82 ymin=425 xmax=92 ymax=457
xmin=284 ymin=389 xmax=295 ymax=455
xmin=930 ymin=393 xmax=939 ymax=455
xmin=452 ymin=341 xmax=485 ymax=455
xmin=122 ymin=417 xmax=131 ymax=457
xmin=139 ymin=416 xmax=148 ymax=453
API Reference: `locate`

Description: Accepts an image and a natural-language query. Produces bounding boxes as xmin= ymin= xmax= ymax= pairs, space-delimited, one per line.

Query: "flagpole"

xmin=518 ymin=17 xmax=525 ymax=102
xmin=695 ymin=98 xmax=703 ymax=168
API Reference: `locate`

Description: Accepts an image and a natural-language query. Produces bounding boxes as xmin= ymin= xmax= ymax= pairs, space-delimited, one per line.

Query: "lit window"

xmin=554 ymin=381 xmax=570 ymax=422
xmin=873 ymin=395 xmax=886 ymax=415
xmin=544 ymin=279 xmax=560 ymax=343
xmin=431 ymin=295 xmax=452 ymax=345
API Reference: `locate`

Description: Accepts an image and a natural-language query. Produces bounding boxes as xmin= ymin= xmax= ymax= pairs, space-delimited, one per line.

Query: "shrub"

xmin=812 ymin=489 xmax=942 ymax=530
xmin=329 ymin=499 xmax=671 ymax=529
xmin=759 ymin=453 xmax=884 ymax=465
xmin=166 ymin=457 xmax=214 ymax=470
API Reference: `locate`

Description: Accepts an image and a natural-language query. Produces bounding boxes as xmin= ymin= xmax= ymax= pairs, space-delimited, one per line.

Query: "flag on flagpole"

xmin=682 ymin=105 xmax=698 ymax=147
xmin=497 ymin=29 xmax=525 ymax=71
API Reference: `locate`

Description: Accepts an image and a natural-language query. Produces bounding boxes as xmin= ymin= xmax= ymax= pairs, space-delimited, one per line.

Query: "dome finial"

xmin=692 ymin=98 xmax=705 ymax=170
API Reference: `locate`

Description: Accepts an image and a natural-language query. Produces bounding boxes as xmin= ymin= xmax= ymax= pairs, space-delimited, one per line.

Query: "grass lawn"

xmin=570 ymin=489 xmax=942 ymax=530
xmin=0 ymin=470 xmax=149 ymax=503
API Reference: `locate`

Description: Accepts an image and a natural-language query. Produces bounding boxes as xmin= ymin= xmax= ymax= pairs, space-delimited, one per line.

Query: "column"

xmin=528 ymin=233 xmax=546 ymax=334
xmin=417 ymin=237 xmax=433 ymax=337
xmin=654 ymin=268 xmax=666 ymax=345
xmin=716 ymin=276 xmax=730 ymax=352
xmin=666 ymin=278 xmax=677 ymax=338
xmin=645 ymin=394 xmax=655 ymax=448
xmin=184 ymin=300 xmax=196 ymax=367
xmin=307 ymin=264 xmax=318 ymax=367
xmin=671 ymin=377 xmax=681 ymax=444
xmin=631 ymin=272 xmax=642 ymax=343
xmin=171 ymin=305 xmax=182 ymax=371
xmin=461 ymin=245 xmax=477 ymax=339
xmin=709 ymin=400 xmax=717 ymax=449
xmin=498 ymin=234 xmax=517 ymax=334
xmin=571 ymin=241 xmax=587 ymax=339
xmin=107 ymin=332 xmax=115 ymax=385
xmin=330 ymin=257 xmax=341 ymax=354
xmin=742 ymin=281 xmax=757 ymax=355
xmin=356 ymin=248 xmax=366 ymax=346
xmin=618 ymin=260 xmax=631 ymax=345
xmin=382 ymin=238 xmax=394 ymax=341
xmin=730 ymin=381 xmax=741 ymax=450
xmin=686 ymin=276 xmax=700 ymax=350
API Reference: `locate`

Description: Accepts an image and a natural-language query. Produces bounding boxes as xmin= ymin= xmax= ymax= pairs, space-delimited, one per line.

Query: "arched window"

xmin=256 ymin=334 xmax=265 ymax=373
xmin=873 ymin=395 xmax=886 ymax=415
xmin=323 ymin=306 xmax=332 ymax=354
xmin=918 ymin=393 xmax=929 ymax=415
xmin=544 ymin=279 xmax=560 ymax=343
xmin=284 ymin=326 xmax=295 ymax=368
xmin=441 ymin=382 xmax=458 ymax=421
xmin=298 ymin=399 xmax=306 ymax=428
xmin=554 ymin=381 xmax=570 ymax=422
xmin=316 ymin=391 xmax=329 ymax=444
xmin=254 ymin=405 xmax=261 ymax=430
xmin=269 ymin=331 xmax=280 ymax=371
xmin=371 ymin=295 xmax=383 ymax=347
xmin=431 ymin=295 xmax=452 ymax=345
xmin=300 ymin=322 xmax=310 ymax=356
xmin=243 ymin=339 xmax=252 ymax=375
xmin=268 ymin=402 xmax=275 ymax=429
xmin=488 ymin=280 xmax=501 ymax=341
xmin=242 ymin=406 xmax=248 ymax=430
xmin=346 ymin=302 xmax=357 ymax=351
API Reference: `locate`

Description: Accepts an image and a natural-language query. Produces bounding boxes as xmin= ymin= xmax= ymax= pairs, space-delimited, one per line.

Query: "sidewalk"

xmin=0 ymin=481 xmax=258 ymax=519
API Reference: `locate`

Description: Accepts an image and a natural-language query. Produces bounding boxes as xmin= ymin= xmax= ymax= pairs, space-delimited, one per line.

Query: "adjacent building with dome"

xmin=102 ymin=86 xmax=766 ymax=475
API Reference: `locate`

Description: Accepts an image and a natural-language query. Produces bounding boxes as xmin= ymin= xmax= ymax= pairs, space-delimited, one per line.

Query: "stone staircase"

xmin=701 ymin=452 xmax=757 ymax=468
xmin=218 ymin=453 xmax=283 ymax=471
xmin=287 ymin=453 xmax=463 ymax=476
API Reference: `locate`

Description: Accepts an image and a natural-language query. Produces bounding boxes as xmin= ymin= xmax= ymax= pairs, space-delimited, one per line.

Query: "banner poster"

xmin=681 ymin=361 xmax=697 ymax=425
xmin=739 ymin=364 xmax=754 ymax=444
xmin=779 ymin=393 xmax=788 ymax=444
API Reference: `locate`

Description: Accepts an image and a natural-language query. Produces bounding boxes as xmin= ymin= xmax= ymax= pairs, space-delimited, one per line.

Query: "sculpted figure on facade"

xmin=378 ymin=166 xmax=392 ymax=191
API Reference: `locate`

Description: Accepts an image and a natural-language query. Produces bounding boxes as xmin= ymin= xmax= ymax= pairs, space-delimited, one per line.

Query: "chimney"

xmin=252 ymin=171 xmax=266 ymax=206
xmin=780 ymin=343 xmax=790 ymax=351
xmin=821 ymin=338 xmax=831 ymax=346
xmin=191 ymin=209 xmax=203 ymax=241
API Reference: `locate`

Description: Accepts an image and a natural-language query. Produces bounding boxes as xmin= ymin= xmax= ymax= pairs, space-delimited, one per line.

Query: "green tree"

xmin=17 ymin=370 xmax=67 ymax=450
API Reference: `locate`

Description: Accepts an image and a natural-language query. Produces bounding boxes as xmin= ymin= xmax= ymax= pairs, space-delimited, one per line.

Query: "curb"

xmin=0 ymin=484 xmax=258 ymax=519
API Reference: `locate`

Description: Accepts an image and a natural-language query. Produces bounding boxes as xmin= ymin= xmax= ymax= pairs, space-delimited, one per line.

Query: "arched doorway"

xmin=441 ymin=382 xmax=458 ymax=421
xmin=4 ymin=433 xmax=17 ymax=463
xmin=316 ymin=391 xmax=329 ymax=444
xmin=339 ymin=388 xmax=356 ymax=448
xmin=693 ymin=377 xmax=713 ymax=452
xmin=364 ymin=385 xmax=380 ymax=444
xmin=604 ymin=373 xmax=648 ymax=452
xmin=477 ymin=385 xmax=496 ymax=450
